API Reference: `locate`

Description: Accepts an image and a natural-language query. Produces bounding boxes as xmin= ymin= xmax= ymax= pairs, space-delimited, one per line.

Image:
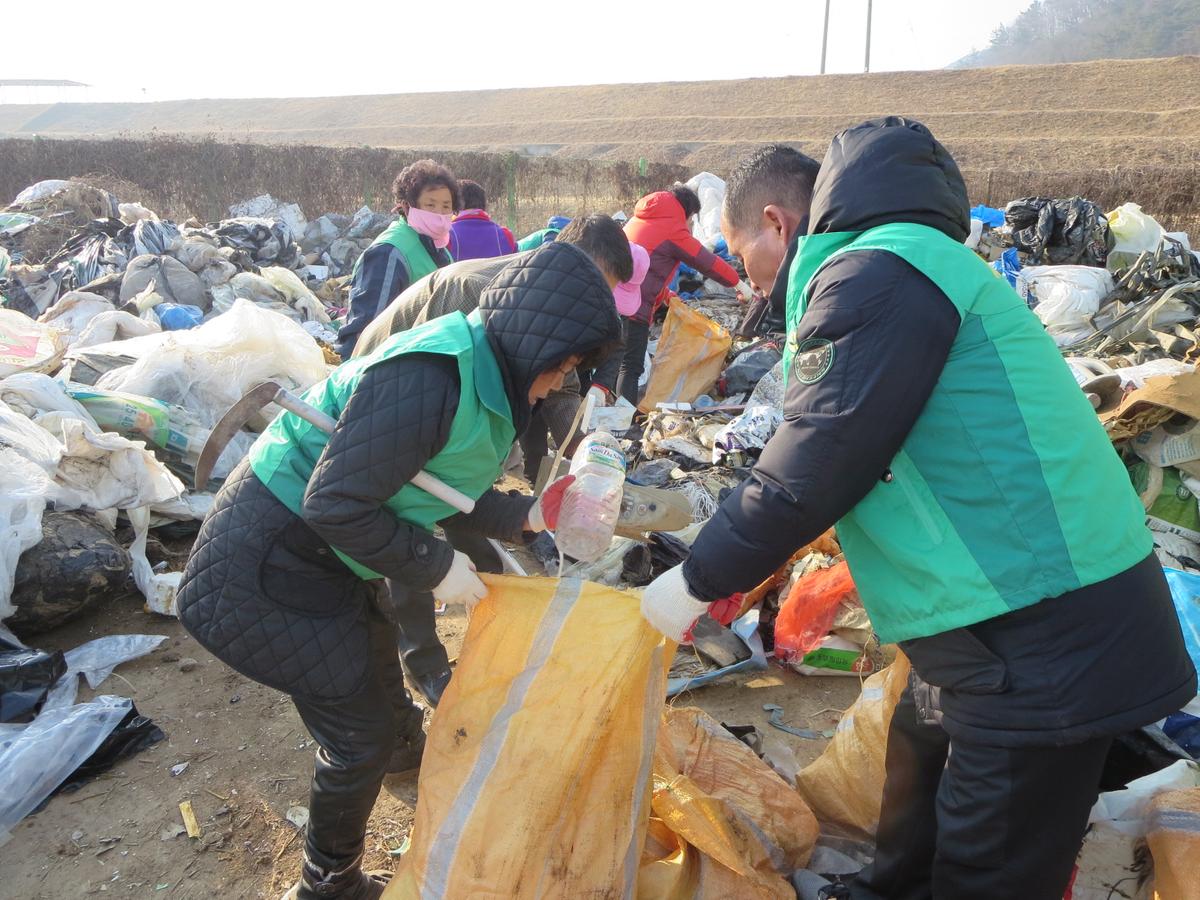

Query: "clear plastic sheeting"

xmin=0 ymin=695 xmax=132 ymax=846
xmin=87 ymin=299 xmax=328 ymax=445
xmin=42 ymin=634 xmax=167 ymax=710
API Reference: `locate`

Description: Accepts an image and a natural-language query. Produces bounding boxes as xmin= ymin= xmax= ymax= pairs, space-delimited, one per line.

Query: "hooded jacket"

xmin=623 ymin=192 xmax=739 ymax=324
xmin=176 ymin=242 xmax=621 ymax=701
xmin=449 ymin=209 xmax=517 ymax=261
xmin=683 ymin=117 xmax=1194 ymax=746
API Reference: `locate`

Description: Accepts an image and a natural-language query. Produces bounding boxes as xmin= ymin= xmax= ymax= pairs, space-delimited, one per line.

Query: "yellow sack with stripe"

xmin=639 ymin=298 xmax=731 ymax=413
xmin=385 ymin=575 xmax=817 ymax=899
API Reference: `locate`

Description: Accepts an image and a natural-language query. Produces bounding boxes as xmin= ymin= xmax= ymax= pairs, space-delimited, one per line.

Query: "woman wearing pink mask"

xmin=336 ymin=159 xmax=460 ymax=359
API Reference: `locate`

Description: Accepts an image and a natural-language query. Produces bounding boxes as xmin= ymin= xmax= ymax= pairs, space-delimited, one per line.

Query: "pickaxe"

xmin=194 ymin=381 xmax=528 ymax=576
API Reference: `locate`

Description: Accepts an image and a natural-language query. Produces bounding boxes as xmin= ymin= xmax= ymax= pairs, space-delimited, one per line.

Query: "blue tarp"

xmin=971 ymin=204 xmax=1006 ymax=228
xmin=992 ymin=247 xmax=1022 ymax=290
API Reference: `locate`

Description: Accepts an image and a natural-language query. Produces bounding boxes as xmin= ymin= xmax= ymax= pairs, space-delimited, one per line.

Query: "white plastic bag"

xmin=1088 ymin=759 xmax=1200 ymax=837
xmin=75 ymin=309 xmax=161 ymax=349
xmin=0 ymin=310 xmax=67 ymax=377
xmin=686 ymin=172 xmax=727 ymax=248
xmin=37 ymin=292 xmax=115 ymax=346
xmin=93 ymin=299 xmax=328 ymax=433
xmin=0 ymin=450 xmax=52 ymax=620
xmin=127 ymin=506 xmax=183 ymax=616
xmin=0 ymin=695 xmax=133 ymax=846
xmin=1018 ymin=265 xmax=1115 ymax=346
xmin=260 ymin=266 xmax=332 ymax=324
xmin=1107 ymin=203 xmax=1164 ymax=257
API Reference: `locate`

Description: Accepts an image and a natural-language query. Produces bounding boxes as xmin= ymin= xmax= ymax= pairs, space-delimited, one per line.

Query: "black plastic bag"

xmin=52 ymin=705 xmax=166 ymax=795
xmin=1005 ymin=196 xmax=1114 ymax=267
xmin=0 ymin=643 xmax=67 ymax=724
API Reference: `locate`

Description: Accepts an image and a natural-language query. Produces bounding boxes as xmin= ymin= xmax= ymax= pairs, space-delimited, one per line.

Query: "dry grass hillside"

xmin=3 ymin=57 xmax=1200 ymax=173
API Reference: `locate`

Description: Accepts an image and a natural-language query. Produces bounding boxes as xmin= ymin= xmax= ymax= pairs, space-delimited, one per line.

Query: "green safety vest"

xmin=785 ymin=222 xmax=1151 ymax=643
xmin=352 ymin=217 xmax=444 ymax=281
xmin=248 ymin=311 xmax=515 ymax=580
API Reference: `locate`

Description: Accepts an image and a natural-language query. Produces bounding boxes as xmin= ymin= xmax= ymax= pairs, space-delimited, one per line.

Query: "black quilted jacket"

xmin=177 ymin=242 xmax=621 ymax=700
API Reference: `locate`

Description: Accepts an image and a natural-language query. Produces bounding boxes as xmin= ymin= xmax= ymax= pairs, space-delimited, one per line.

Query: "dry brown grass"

xmin=3 ymin=56 xmax=1200 ymax=228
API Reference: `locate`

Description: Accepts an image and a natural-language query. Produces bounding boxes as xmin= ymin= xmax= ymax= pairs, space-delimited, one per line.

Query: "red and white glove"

xmin=586 ymin=385 xmax=612 ymax=408
xmin=432 ymin=550 xmax=488 ymax=612
xmin=735 ymin=280 xmax=755 ymax=302
xmin=526 ymin=475 xmax=575 ymax=533
xmin=641 ymin=566 xmax=745 ymax=643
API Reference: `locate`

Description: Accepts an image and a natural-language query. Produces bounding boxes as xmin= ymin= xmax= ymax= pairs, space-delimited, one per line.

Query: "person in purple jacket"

xmin=448 ymin=180 xmax=518 ymax=261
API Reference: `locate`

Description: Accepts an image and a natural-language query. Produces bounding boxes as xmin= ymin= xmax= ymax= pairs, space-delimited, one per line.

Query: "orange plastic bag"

xmin=639 ymin=708 xmax=819 ymax=899
xmin=794 ymin=654 xmax=910 ymax=838
xmin=774 ymin=561 xmax=859 ymax=661
xmin=1147 ymin=787 xmax=1200 ymax=899
xmin=639 ymin=298 xmax=731 ymax=413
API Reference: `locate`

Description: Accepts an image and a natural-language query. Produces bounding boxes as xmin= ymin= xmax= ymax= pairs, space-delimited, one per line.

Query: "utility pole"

xmin=820 ymin=0 xmax=831 ymax=75
xmin=864 ymin=0 xmax=873 ymax=73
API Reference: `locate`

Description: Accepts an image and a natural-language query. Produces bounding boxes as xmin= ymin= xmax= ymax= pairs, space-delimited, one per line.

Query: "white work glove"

xmin=735 ymin=280 xmax=755 ymax=302
xmin=586 ymin=385 xmax=611 ymax=408
xmin=640 ymin=565 xmax=710 ymax=643
xmin=432 ymin=550 xmax=488 ymax=612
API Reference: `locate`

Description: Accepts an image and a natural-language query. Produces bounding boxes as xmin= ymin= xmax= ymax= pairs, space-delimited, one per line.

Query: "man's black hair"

xmin=556 ymin=214 xmax=634 ymax=282
xmin=459 ymin=179 xmax=487 ymax=211
xmin=670 ymin=183 xmax=702 ymax=219
xmin=723 ymin=145 xmax=821 ymax=232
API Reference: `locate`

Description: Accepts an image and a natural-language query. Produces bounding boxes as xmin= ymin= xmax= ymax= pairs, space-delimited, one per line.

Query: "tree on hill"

xmin=953 ymin=0 xmax=1200 ymax=67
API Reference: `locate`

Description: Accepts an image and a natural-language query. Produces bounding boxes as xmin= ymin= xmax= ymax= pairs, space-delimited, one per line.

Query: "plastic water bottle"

xmin=555 ymin=431 xmax=626 ymax=562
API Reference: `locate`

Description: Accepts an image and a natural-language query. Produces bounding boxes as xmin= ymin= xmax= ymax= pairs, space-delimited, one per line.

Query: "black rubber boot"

xmin=387 ymin=730 xmax=426 ymax=776
xmin=281 ymin=854 xmax=390 ymax=900
xmin=408 ymin=667 xmax=452 ymax=709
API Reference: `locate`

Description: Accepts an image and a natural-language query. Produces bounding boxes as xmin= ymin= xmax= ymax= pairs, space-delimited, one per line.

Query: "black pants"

xmin=850 ymin=683 xmax=1112 ymax=900
xmin=292 ymin=607 xmax=424 ymax=870
xmin=595 ymin=318 xmax=650 ymax=407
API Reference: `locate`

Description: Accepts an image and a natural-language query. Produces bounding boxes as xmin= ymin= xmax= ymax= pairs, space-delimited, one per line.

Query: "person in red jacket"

xmin=602 ymin=184 xmax=745 ymax=405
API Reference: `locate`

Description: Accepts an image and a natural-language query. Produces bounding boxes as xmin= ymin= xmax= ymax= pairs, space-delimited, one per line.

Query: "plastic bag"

xmin=228 ymin=194 xmax=307 ymax=243
xmin=127 ymin=506 xmax=183 ymax=616
xmin=685 ymin=173 xmax=726 ymax=248
xmin=1162 ymin=568 xmax=1200 ymax=675
xmin=42 ymin=634 xmax=167 ymax=710
xmin=0 ymin=695 xmax=132 ymax=845
xmin=712 ymin=405 xmax=782 ymax=464
xmin=1146 ymin=788 xmax=1200 ymax=899
xmin=640 ymin=707 xmax=818 ymax=899
xmin=0 ymin=451 xmax=52 ymax=621
xmin=991 ymin=246 xmax=1021 ymax=288
xmin=0 ymin=644 xmax=66 ymax=723
xmin=1107 ymin=202 xmax=1164 ymax=258
xmin=132 ymin=219 xmax=182 ymax=257
xmin=775 ymin=562 xmax=859 ymax=660
xmin=795 ymin=654 xmax=911 ymax=838
xmin=640 ymin=298 xmax=732 ymax=413
xmin=75 ymin=309 xmax=160 ymax=349
xmin=0 ymin=310 xmax=66 ymax=377
xmin=1018 ymin=265 xmax=1114 ymax=346
xmin=259 ymin=266 xmax=332 ymax=324
xmin=720 ymin=345 xmax=782 ymax=395
xmin=119 ymin=254 xmax=206 ymax=310
xmin=93 ymin=299 xmax=328 ymax=439
xmin=1130 ymin=464 xmax=1200 ymax=543
xmin=1089 ymin=759 xmax=1200 ymax=837
xmin=36 ymin=291 xmax=114 ymax=346
xmin=386 ymin=575 xmax=665 ymax=898
xmin=155 ymin=303 xmax=203 ymax=330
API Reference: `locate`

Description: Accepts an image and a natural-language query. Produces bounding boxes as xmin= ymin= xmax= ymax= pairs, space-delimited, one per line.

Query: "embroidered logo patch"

xmin=793 ymin=337 xmax=835 ymax=384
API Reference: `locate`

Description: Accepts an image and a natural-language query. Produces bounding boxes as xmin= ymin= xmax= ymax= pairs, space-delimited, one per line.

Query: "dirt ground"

xmin=0 ymin=580 xmax=863 ymax=899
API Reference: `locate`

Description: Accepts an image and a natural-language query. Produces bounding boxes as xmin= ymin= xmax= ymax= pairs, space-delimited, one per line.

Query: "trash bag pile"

xmin=0 ymin=179 xmax=346 ymax=634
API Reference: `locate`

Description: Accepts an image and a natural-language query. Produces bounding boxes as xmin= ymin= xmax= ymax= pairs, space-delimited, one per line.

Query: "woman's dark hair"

xmin=556 ymin=214 xmax=633 ymax=283
xmin=459 ymin=179 xmax=487 ymax=211
xmin=391 ymin=159 xmax=461 ymax=212
xmin=669 ymin=183 xmax=702 ymax=219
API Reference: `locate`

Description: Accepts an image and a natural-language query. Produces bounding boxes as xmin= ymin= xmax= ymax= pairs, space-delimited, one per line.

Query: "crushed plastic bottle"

xmin=555 ymin=431 xmax=626 ymax=562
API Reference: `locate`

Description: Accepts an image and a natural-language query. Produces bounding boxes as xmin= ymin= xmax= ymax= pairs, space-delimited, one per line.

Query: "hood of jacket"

xmin=477 ymin=241 xmax=621 ymax=434
xmin=632 ymin=191 xmax=686 ymax=226
xmin=808 ymin=117 xmax=970 ymax=242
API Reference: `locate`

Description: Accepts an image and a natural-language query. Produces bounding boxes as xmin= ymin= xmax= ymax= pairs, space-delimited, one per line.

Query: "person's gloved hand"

xmin=735 ymin=280 xmax=755 ymax=302
xmin=586 ymin=385 xmax=611 ymax=408
xmin=526 ymin=474 xmax=575 ymax=532
xmin=432 ymin=550 xmax=488 ymax=612
xmin=640 ymin=565 xmax=711 ymax=643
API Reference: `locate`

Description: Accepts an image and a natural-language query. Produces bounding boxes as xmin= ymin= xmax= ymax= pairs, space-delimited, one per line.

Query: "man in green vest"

xmin=176 ymin=242 xmax=621 ymax=900
xmin=641 ymin=119 xmax=1196 ymax=899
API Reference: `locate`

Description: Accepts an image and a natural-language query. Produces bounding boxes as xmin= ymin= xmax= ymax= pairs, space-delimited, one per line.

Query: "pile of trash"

xmin=0 ymin=179 xmax=361 ymax=634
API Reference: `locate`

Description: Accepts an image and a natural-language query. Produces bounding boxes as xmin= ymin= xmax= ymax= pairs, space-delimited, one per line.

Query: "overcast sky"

xmin=4 ymin=0 xmax=1037 ymax=103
